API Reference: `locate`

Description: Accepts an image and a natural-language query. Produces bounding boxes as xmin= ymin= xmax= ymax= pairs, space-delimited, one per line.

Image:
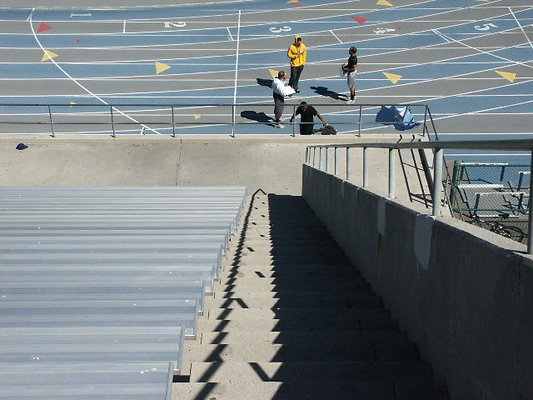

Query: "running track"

xmin=0 ymin=0 xmax=531 ymax=160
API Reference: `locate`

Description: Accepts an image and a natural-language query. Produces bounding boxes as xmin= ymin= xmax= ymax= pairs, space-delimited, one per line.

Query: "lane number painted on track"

xmin=374 ymin=27 xmax=396 ymax=34
xmin=474 ymin=22 xmax=497 ymax=31
xmin=164 ymin=21 xmax=187 ymax=28
xmin=270 ymin=26 xmax=292 ymax=33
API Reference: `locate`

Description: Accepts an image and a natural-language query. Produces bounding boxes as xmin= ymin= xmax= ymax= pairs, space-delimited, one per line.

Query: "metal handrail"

xmin=0 ymin=103 xmax=432 ymax=138
xmin=305 ymin=139 xmax=533 ymax=254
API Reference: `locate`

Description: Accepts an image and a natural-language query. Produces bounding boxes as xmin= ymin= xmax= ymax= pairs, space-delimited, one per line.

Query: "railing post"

xmin=345 ymin=147 xmax=350 ymax=181
xmin=47 ymin=105 xmax=55 ymax=137
xmin=388 ymin=148 xmax=396 ymax=198
xmin=305 ymin=147 xmax=309 ymax=164
xmin=171 ymin=106 xmax=175 ymax=138
xmin=292 ymin=104 xmax=296 ymax=137
xmin=312 ymin=147 xmax=316 ymax=167
xmin=363 ymin=147 xmax=369 ymax=187
xmin=110 ymin=106 xmax=115 ymax=138
xmin=432 ymin=148 xmax=444 ymax=216
xmin=423 ymin=105 xmax=428 ymax=137
xmin=527 ymin=150 xmax=533 ymax=254
xmin=358 ymin=105 xmax=362 ymax=137
xmin=334 ymin=147 xmax=338 ymax=176
xmin=325 ymin=147 xmax=329 ymax=173
xmin=319 ymin=147 xmax=323 ymax=170
xmin=231 ymin=104 xmax=236 ymax=137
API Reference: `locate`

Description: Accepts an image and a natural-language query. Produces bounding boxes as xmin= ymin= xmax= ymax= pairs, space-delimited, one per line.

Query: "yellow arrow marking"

xmin=495 ymin=70 xmax=516 ymax=83
xmin=269 ymin=69 xmax=279 ymax=79
xmin=377 ymin=0 xmax=393 ymax=6
xmin=194 ymin=114 xmax=202 ymax=120
xmin=155 ymin=62 xmax=171 ymax=74
xmin=41 ymin=50 xmax=58 ymax=62
xmin=383 ymin=72 xmax=402 ymax=84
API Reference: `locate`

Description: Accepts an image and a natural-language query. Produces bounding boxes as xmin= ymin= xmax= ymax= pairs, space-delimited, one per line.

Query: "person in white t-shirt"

xmin=271 ymin=71 xmax=295 ymax=128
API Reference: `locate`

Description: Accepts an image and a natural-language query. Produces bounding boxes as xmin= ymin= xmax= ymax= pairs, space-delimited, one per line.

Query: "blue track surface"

xmin=0 ymin=0 xmax=531 ymax=162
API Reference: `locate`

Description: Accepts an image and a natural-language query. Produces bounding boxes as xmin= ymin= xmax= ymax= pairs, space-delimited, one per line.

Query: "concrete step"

xmin=198 ymin=314 xmax=397 ymax=333
xmin=232 ymin=240 xmax=341 ymax=248
xmin=228 ymin=248 xmax=343 ymax=257
xmin=224 ymin=259 xmax=355 ymax=268
xmin=184 ymin=343 xmax=371 ymax=363
xmin=205 ymin=293 xmax=380 ymax=309
xmin=182 ymin=360 xmax=435 ymax=384
xmin=216 ymin=280 xmax=371 ymax=294
xmin=200 ymin=330 xmax=412 ymax=346
xmin=171 ymin=379 xmax=398 ymax=400
xmin=183 ymin=342 xmax=419 ymax=364
xmin=217 ymin=274 xmax=368 ymax=286
xmin=219 ymin=265 xmax=361 ymax=278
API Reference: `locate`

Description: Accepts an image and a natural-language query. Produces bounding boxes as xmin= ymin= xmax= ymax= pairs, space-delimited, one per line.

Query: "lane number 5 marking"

xmin=474 ymin=22 xmax=497 ymax=31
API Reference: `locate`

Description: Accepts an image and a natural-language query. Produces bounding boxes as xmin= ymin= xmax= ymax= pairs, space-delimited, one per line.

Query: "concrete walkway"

xmin=171 ymin=191 xmax=448 ymax=400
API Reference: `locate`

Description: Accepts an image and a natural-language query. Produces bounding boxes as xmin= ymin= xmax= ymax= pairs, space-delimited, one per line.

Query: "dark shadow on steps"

xmin=176 ymin=192 xmax=448 ymax=399
xmin=249 ymin=194 xmax=447 ymax=399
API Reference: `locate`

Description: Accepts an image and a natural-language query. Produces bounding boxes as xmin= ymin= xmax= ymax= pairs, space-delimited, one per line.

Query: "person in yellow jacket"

xmin=287 ymin=35 xmax=307 ymax=93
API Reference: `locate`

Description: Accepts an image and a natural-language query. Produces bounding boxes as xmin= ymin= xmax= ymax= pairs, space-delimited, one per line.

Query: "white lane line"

xmin=432 ymin=29 xmax=452 ymax=43
xmin=232 ymin=9 xmax=242 ymax=131
xmin=329 ymin=30 xmax=343 ymax=44
xmin=4 ymin=0 xmax=500 ymax=51
xmin=28 ymin=15 xmax=161 ymax=135
xmin=26 ymin=8 xmax=34 ymax=22
xmin=432 ymin=28 xmax=533 ymax=70
xmin=70 ymin=13 xmax=92 ymax=18
xmin=508 ymin=6 xmax=533 ymax=50
xmin=123 ymin=20 xmax=127 ymax=34
xmin=227 ymin=27 xmax=234 ymax=41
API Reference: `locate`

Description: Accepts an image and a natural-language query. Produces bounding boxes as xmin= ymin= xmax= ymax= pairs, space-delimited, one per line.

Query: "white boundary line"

xmin=28 ymin=15 xmax=161 ymax=134
xmin=25 ymin=8 xmax=34 ymax=22
xmin=508 ymin=6 xmax=533 ymax=49
xmin=0 ymin=0 xmax=497 ymax=50
xmin=226 ymin=27 xmax=234 ymax=41
xmin=231 ymin=9 xmax=241 ymax=134
xmin=329 ymin=30 xmax=343 ymax=44
xmin=433 ymin=28 xmax=533 ymax=69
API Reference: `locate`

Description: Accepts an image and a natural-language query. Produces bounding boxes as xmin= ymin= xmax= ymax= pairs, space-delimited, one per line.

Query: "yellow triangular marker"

xmin=377 ymin=0 xmax=393 ymax=6
xmin=495 ymin=70 xmax=516 ymax=83
xmin=194 ymin=114 xmax=201 ymax=120
xmin=41 ymin=50 xmax=58 ymax=62
xmin=384 ymin=72 xmax=402 ymax=84
xmin=155 ymin=62 xmax=171 ymax=74
xmin=269 ymin=69 xmax=279 ymax=78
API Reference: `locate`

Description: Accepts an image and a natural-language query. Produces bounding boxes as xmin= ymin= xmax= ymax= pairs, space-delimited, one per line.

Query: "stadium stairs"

xmin=172 ymin=190 xmax=448 ymax=400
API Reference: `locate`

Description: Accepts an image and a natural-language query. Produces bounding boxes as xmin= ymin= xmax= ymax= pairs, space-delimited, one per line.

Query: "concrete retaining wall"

xmin=1 ymin=135 xmax=414 ymax=196
xmin=302 ymin=164 xmax=533 ymax=400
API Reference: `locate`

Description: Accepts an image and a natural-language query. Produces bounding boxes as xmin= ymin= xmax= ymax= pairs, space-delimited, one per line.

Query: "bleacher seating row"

xmin=0 ymin=187 xmax=246 ymax=399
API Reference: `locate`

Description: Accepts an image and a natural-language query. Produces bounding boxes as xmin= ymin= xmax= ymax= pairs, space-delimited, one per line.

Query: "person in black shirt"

xmin=289 ymin=101 xmax=328 ymax=135
xmin=342 ymin=46 xmax=358 ymax=104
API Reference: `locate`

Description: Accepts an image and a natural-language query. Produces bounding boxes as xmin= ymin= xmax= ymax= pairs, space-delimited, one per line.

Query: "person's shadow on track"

xmin=256 ymin=78 xmax=273 ymax=88
xmin=310 ymin=86 xmax=346 ymax=101
xmin=241 ymin=111 xmax=276 ymax=128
